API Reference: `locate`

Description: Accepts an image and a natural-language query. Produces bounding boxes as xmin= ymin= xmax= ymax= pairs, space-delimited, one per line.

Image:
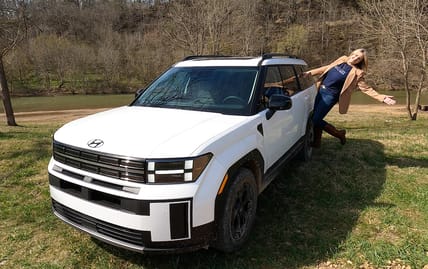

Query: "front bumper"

xmin=49 ymin=173 xmax=215 ymax=253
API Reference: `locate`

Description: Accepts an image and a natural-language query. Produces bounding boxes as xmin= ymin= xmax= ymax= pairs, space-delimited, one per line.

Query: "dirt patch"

xmin=0 ymin=108 xmax=109 ymax=124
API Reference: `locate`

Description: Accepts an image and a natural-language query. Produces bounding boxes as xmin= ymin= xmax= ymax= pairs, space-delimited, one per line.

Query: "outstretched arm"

xmin=302 ymin=66 xmax=328 ymax=77
xmin=358 ymin=79 xmax=396 ymax=105
xmin=303 ymin=56 xmax=349 ymax=77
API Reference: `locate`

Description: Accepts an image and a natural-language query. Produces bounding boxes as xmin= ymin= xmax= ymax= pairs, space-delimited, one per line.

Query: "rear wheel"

xmin=214 ymin=168 xmax=257 ymax=252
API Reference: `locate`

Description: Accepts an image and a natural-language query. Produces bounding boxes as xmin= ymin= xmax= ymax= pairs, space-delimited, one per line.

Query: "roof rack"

xmin=182 ymin=55 xmax=254 ymax=61
xmin=257 ymin=53 xmax=299 ymax=66
xmin=183 ymin=54 xmax=299 ymax=62
xmin=261 ymin=53 xmax=299 ymax=60
xmin=183 ymin=55 xmax=230 ymax=61
xmin=181 ymin=54 xmax=301 ymax=67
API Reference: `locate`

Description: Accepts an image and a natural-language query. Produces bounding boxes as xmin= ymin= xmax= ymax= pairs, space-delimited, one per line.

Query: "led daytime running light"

xmin=146 ymin=153 xmax=212 ymax=183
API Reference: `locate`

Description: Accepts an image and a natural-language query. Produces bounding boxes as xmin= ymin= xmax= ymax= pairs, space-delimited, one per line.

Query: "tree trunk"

xmin=412 ymin=85 xmax=423 ymax=120
xmin=412 ymin=37 xmax=427 ymax=121
xmin=0 ymin=57 xmax=18 ymax=126
xmin=400 ymin=51 xmax=413 ymax=120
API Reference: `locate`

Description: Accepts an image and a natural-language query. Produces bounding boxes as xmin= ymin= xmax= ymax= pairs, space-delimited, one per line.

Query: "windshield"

xmin=132 ymin=67 xmax=259 ymax=115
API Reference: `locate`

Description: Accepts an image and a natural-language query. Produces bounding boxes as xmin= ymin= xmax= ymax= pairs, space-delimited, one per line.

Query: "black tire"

xmin=297 ymin=119 xmax=313 ymax=162
xmin=214 ymin=168 xmax=258 ymax=252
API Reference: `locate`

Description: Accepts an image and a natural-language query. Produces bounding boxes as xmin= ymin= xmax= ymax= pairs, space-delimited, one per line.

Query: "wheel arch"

xmin=213 ymin=149 xmax=264 ymax=230
xmin=224 ymin=149 xmax=264 ymax=195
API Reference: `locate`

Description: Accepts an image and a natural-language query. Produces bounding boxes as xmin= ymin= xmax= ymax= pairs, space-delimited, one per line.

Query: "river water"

xmin=2 ymin=91 xmax=428 ymax=113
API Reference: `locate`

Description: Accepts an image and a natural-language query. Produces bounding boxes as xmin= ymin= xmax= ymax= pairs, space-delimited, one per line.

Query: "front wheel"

xmin=297 ymin=119 xmax=314 ymax=162
xmin=214 ymin=168 xmax=258 ymax=252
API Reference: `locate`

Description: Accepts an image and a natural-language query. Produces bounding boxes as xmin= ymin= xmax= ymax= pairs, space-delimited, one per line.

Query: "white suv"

xmin=48 ymin=54 xmax=317 ymax=253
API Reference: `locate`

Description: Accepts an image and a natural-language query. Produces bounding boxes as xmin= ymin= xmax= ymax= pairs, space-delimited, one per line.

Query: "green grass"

xmin=0 ymin=106 xmax=427 ymax=268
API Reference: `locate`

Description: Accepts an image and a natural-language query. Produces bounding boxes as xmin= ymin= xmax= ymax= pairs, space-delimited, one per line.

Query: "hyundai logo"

xmin=87 ymin=139 xmax=104 ymax=148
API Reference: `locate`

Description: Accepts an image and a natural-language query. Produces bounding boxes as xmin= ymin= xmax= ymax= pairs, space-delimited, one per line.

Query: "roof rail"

xmin=182 ymin=55 xmax=257 ymax=61
xmin=257 ymin=53 xmax=299 ymax=66
xmin=261 ymin=53 xmax=299 ymax=60
xmin=183 ymin=54 xmax=299 ymax=62
xmin=182 ymin=55 xmax=230 ymax=61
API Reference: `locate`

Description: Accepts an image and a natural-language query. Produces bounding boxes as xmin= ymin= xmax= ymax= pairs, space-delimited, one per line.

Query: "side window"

xmin=263 ymin=66 xmax=284 ymax=100
xmin=295 ymin=65 xmax=315 ymax=90
xmin=257 ymin=66 xmax=284 ymax=110
xmin=278 ymin=65 xmax=299 ymax=96
xmin=264 ymin=66 xmax=283 ymax=87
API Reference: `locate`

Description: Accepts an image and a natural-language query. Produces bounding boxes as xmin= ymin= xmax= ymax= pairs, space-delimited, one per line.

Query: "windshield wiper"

xmin=139 ymin=93 xmax=185 ymax=106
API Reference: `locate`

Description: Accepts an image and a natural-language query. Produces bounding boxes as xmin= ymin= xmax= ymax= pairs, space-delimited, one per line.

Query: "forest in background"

xmin=1 ymin=0 xmax=427 ymax=96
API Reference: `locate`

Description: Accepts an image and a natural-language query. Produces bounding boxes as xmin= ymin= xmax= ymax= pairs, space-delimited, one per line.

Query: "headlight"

xmin=146 ymin=153 xmax=213 ymax=184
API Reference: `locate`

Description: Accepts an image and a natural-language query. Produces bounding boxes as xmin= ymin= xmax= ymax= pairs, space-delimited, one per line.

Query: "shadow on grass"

xmin=386 ymin=156 xmax=428 ymax=168
xmin=93 ymin=138 xmax=387 ymax=269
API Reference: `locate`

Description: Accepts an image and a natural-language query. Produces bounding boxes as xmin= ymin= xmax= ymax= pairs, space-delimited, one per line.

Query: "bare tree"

xmin=0 ymin=1 xmax=28 ymax=126
xmin=0 ymin=56 xmax=15 ymax=125
xmin=163 ymin=0 xmax=239 ymax=55
xmin=94 ymin=24 xmax=126 ymax=92
xmin=235 ymin=0 xmax=260 ymax=55
xmin=162 ymin=0 xmax=208 ymax=55
xmin=408 ymin=0 xmax=428 ymax=120
xmin=361 ymin=0 xmax=428 ymax=120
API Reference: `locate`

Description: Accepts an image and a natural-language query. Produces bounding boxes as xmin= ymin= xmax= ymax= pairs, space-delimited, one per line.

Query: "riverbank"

xmin=1 ymin=104 xmax=425 ymax=125
xmin=1 ymin=91 xmax=428 ymax=114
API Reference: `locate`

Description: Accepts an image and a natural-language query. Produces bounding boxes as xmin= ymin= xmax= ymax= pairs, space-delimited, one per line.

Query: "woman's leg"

xmin=312 ymin=89 xmax=347 ymax=146
xmin=323 ymin=123 xmax=346 ymax=145
xmin=311 ymin=90 xmax=337 ymax=147
xmin=312 ymin=89 xmax=338 ymax=128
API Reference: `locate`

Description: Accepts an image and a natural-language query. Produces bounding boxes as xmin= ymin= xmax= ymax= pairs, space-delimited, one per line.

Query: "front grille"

xmin=52 ymin=200 xmax=150 ymax=246
xmin=49 ymin=173 xmax=150 ymax=215
xmin=53 ymin=140 xmax=146 ymax=183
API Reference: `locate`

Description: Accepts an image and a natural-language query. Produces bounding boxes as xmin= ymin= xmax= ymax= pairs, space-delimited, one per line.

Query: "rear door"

xmin=294 ymin=65 xmax=317 ymax=120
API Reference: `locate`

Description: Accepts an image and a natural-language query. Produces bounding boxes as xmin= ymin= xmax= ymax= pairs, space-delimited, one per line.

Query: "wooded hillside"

xmin=1 ymin=0 xmax=427 ymax=96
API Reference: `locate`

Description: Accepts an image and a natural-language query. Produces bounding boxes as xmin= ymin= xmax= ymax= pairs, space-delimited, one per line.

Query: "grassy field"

xmin=0 ymin=104 xmax=427 ymax=269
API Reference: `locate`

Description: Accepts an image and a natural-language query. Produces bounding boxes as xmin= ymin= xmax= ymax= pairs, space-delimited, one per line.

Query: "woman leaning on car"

xmin=302 ymin=48 xmax=396 ymax=148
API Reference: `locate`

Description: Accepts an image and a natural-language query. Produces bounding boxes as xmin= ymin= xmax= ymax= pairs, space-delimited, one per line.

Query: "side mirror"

xmin=266 ymin=94 xmax=292 ymax=120
xmin=268 ymin=94 xmax=292 ymax=110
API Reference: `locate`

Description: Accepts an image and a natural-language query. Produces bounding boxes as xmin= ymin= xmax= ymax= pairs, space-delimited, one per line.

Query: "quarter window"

xmin=295 ymin=65 xmax=315 ymax=90
xmin=264 ymin=66 xmax=283 ymax=87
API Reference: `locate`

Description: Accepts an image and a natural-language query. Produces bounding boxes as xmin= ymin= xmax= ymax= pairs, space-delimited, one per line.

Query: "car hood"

xmin=54 ymin=106 xmax=250 ymax=158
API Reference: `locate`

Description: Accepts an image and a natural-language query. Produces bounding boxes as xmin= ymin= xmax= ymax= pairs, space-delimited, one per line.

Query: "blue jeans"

xmin=312 ymin=86 xmax=340 ymax=128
